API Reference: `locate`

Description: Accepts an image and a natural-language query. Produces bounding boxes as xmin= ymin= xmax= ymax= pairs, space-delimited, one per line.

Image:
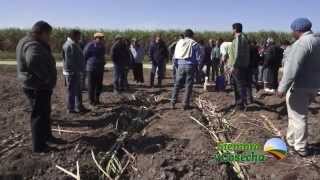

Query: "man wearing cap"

xmin=62 ymin=29 xmax=88 ymax=113
xmin=277 ymin=18 xmax=320 ymax=156
xmin=171 ymin=29 xmax=200 ymax=110
xmin=83 ymin=32 xmax=106 ymax=106
xmin=16 ymin=21 xmax=60 ymax=153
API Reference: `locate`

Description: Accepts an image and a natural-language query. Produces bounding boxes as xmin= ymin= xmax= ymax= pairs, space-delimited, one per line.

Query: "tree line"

xmin=0 ymin=28 xmax=292 ymax=53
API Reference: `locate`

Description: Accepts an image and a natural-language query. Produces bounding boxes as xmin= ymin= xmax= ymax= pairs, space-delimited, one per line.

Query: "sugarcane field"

xmin=1 ymin=1 xmax=320 ymax=180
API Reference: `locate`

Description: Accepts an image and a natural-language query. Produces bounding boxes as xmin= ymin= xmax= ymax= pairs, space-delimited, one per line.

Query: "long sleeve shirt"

xmin=83 ymin=41 xmax=106 ymax=71
xmin=175 ymin=44 xmax=200 ymax=66
xmin=278 ymin=31 xmax=320 ymax=93
xmin=211 ymin=46 xmax=221 ymax=61
xmin=16 ymin=35 xmax=57 ymax=90
xmin=62 ymin=37 xmax=85 ymax=75
xmin=230 ymin=33 xmax=250 ymax=68
xmin=130 ymin=45 xmax=145 ymax=64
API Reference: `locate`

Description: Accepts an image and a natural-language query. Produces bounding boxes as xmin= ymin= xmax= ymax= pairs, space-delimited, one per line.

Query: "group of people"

xmin=16 ymin=18 xmax=320 ymax=158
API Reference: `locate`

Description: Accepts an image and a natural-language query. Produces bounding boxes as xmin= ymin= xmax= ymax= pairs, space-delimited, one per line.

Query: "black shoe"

xmin=183 ymin=105 xmax=192 ymax=111
xmin=234 ymin=105 xmax=245 ymax=112
xmin=33 ymin=144 xmax=50 ymax=153
xmin=47 ymin=136 xmax=67 ymax=145
xmin=76 ymin=106 xmax=90 ymax=113
xmin=68 ymin=109 xmax=78 ymax=114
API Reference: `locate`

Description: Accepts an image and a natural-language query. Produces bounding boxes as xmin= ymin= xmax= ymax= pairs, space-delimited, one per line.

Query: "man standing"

xmin=263 ymin=38 xmax=283 ymax=93
xmin=16 ymin=21 xmax=58 ymax=153
xmin=149 ymin=35 xmax=169 ymax=88
xmin=130 ymin=38 xmax=145 ymax=84
xmin=84 ymin=33 xmax=106 ymax=106
xmin=247 ymin=40 xmax=261 ymax=103
xmin=196 ymin=40 xmax=206 ymax=84
xmin=229 ymin=23 xmax=250 ymax=110
xmin=277 ymin=18 xmax=320 ymax=156
xmin=211 ymin=39 xmax=223 ymax=82
xmin=111 ymin=35 xmax=132 ymax=94
xmin=62 ymin=30 xmax=87 ymax=113
xmin=171 ymin=29 xmax=200 ymax=110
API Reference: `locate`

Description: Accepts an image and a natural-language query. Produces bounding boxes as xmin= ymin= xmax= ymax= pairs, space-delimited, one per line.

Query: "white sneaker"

xmin=264 ymin=88 xmax=275 ymax=93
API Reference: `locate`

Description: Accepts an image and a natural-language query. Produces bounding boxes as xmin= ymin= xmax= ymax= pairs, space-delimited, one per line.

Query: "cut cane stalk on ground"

xmin=191 ymin=96 xmax=249 ymax=180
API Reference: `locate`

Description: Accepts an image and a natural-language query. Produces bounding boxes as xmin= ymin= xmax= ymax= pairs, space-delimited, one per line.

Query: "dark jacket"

xmin=149 ymin=41 xmax=169 ymax=63
xmin=16 ymin=35 xmax=57 ymax=90
xmin=203 ymin=45 xmax=212 ymax=64
xmin=263 ymin=44 xmax=283 ymax=68
xmin=62 ymin=38 xmax=85 ymax=75
xmin=110 ymin=40 xmax=132 ymax=67
xmin=83 ymin=41 xmax=106 ymax=71
xmin=249 ymin=45 xmax=260 ymax=69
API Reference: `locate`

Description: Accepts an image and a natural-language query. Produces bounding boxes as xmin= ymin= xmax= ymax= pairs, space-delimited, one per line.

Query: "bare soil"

xmin=0 ymin=65 xmax=319 ymax=180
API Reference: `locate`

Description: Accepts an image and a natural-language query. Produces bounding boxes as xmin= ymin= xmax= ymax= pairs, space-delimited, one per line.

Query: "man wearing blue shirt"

xmin=83 ymin=33 xmax=106 ymax=106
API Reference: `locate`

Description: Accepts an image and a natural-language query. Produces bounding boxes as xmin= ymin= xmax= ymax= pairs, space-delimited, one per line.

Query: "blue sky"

xmin=1 ymin=0 xmax=319 ymax=32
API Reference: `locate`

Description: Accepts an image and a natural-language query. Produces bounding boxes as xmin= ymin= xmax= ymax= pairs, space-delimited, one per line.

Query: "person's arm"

xmin=148 ymin=44 xmax=154 ymax=61
xmin=110 ymin=44 xmax=116 ymax=63
xmin=25 ymin=44 xmax=51 ymax=83
xmin=83 ymin=43 xmax=91 ymax=62
xmin=65 ymin=44 xmax=75 ymax=73
xmin=140 ymin=47 xmax=145 ymax=63
xmin=195 ymin=44 xmax=201 ymax=63
xmin=210 ymin=48 xmax=214 ymax=61
xmin=278 ymin=42 xmax=309 ymax=93
xmin=233 ymin=36 xmax=240 ymax=67
xmin=164 ymin=44 xmax=169 ymax=60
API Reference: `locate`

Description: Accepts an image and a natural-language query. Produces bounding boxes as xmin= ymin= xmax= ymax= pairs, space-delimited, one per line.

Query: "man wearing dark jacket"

xmin=230 ymin=23 xmax=250 ymax=110
xmin=263 ymin=38 xmax=283 ymax=93
xmin=246 ymin=40 xmax=261 ymax=103
xmin=111 ymin=35 xmax=132 ymax=94
xmin=83 ymin=33 xmax=106 ymax=106
xmin=16 ymin=21 xmax=58 ymax=153
xmin=149 ymin=35 xmax=169 ymax=87
xmin=62 ymin=30 xmax=87 ymax=113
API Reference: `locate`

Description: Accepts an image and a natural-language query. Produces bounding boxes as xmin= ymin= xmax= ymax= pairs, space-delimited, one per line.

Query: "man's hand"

xmin=276 ymin=91 xmax=285 ymax=98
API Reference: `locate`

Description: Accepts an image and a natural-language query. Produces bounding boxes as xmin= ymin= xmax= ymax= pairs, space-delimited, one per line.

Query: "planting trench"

xmin=2 ymin=66 xmax=320 ymax=180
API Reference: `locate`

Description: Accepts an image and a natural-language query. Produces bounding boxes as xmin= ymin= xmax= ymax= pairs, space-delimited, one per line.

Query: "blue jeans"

xmin=171 ymin=64 xmax=195 ymax=106
xmin=150 ymin=61 xmax=165 ymax=86
xmin=65 ymin=74 xmax=82 ymax=110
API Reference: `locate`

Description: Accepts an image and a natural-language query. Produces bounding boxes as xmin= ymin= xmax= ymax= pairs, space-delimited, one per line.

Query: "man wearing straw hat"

xmin=83 ymin=32 xmax=106 ymax=106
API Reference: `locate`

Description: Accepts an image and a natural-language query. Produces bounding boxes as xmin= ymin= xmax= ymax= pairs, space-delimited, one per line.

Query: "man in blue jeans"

xmin=171 ymin=29 xmax=200 ymax=110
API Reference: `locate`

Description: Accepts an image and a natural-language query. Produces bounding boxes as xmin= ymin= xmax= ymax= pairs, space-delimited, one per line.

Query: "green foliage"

xmin=0 ymin=28 xmax=292 ymax=53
